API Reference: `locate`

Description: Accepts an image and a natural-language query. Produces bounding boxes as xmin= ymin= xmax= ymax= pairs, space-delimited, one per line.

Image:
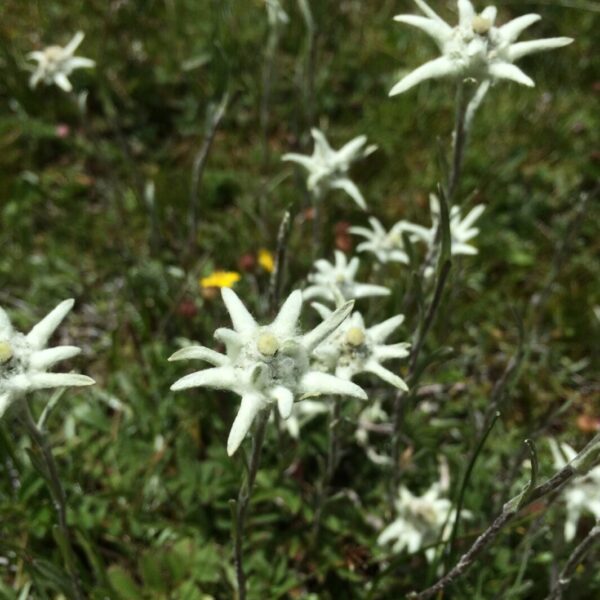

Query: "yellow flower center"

xmin=472 ymin=16 xmax=492 ymax=35
xmin=0 ymin=341 xmax=13 ymax=364
xmin=257 ymin=332 xmax=279 ymax=356
xmin=345 ymin=327 xmax=365 ymax=347
xmin=45 ymin=46 xmax=64 ymax=61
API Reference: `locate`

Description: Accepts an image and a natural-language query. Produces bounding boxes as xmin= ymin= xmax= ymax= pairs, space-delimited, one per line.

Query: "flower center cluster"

xmin=345 ymin=327 xmax=366 ymax=347
xmin=0 ymin=341 xmax=13 ymax=365
xmin=471 ymin=15 xmax=492 ymax=36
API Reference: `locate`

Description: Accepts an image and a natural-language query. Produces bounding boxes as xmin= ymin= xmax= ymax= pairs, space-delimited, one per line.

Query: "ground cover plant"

xmin=0 ymin=0 xmax=599 ymax=598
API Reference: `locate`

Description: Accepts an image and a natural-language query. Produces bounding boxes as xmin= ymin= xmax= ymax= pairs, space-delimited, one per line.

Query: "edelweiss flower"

xmin=266 ymin=0 xmax=289 ymax=27
xmin=170 ymin=289 xmax=366 ymax=455
xmin=549 ymin=439 xmax=600 ymax=541
xmin=406 ymin=194 xmax=484 ymax=259
xmin=28 ymin=32 xmax=95 ymax=92
xmin=303 ymin=251 xmax=391 ymax=303
xmin=311 ymin=304 xmax=409 ymax=391
xmin=390 ymin=0 xmax=573 ymax=95
xmin=282 ymin=128 xmax=377 ymax=210
xmin=379 ymin=481 xmax=469 ymax=561
xmin=349 ymin=217 xmax=411 ymax=265
xmin=0 ymin=299 xmax=95 ymax=418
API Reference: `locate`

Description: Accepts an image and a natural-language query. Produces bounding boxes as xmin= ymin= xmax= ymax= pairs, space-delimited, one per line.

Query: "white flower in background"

xmin=355 ymin=400 xmax=393 ymax=466
xmin=282 ymin=128 xmax=377 ymax=210
xmin=311 ymin=304 xmax=409 ymax=391
xmin=303 ymin=251 xmax=391 ymax=303
xmin=28 ymin=32 xmax=95 ymax=92
xmin=378 ymin=481 xmax=469 ymax=561
xmin=350 ymin=217 xmax=411 ymax=265
xmin=0 ymin=299 xmax=95 ymax=418
xmin=170 ymin=289 xmax=367 ymax=456
xmin=390 ymin=0 xmax=573 ymax=95
xmin=279 ymin=398 xmax=328 ymax=439
xmin=549 ymin=439 xmax=600 ymax=542
xmin=405 ymin=194 xmax=484 ymax=262
xmin=266 ymin=0 xmax=289 ymax=27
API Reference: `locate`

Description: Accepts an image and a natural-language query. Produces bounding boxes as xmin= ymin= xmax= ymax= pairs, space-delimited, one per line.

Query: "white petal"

xmin=370 ymin=217 xmax=386 ymax=236
xmin=389 ymin=56 xmax=460 ymax=96
xmin=64 ymin=31 xmax=85 ymax=55
xmin=375 ymin=343 xmax=411 ymax=361
xmin=168 ymin=346 xmax=228 ymax=366
xmin=368 ymin=315 xmax=405 ymax=343
xmin=281 ymin=153 xmax=316 ymax=171
xmin=353 ymin=284 xmax=391 ymax=299
xmin=227 ymin=394 xmax=264 ymax=456
xmin=270 ymin=385 xmax=294 ymax=419
xmin=311 ymin=302 xmax=332 ymax=321
xmin=26 ymin=299 xmax=75 ymax=349
xmin=54 ymin=73 xmax=73 ymax=92
xmin=457 ymin=0 xmax=475 ymax=26
xmin=337 ymin=135 xmax=367 ymax=163
xmin=347 ymin=256 xmax=360 ymax=279
xmin=460 ymin=204 xmax=485 ymax=230
xmin=0 ymin=306 xmax=13 ymax=336
xmin=330 ymin=178 xmax=367 ymax=210
xmin=27 ymin=373 xmax=95 ymax=391
xmin=67 ymin=57 xmax=95 ymax=70
xmin=300 ymin=371 xmax=367 ymax=400
xmin=302 ymin=300 xmax=354 ymax=351
xmin=348 ymin=226 xmax=372 ymax=239
xmin=393 ymin=15 xmax=452 ymax=45
xmin=452 ymin=242 xmax=478 ymax=256
xmin=221 ymin=288 xmax=257 ymax=333
xmin=481 ymin=6 xmax=497 ymax=23
xmin=214 ymin=328 xmax=242 ymax=351
xmin=488 ymin=62 xmax=534 ymax=87
xmin=414 ymin=0 xmax=446 ymax=24
xmin=365 ymin=362 xmax=409 ymax=391
xmin=0 ymin=393 xmax=14 ymax=418
xmin=170 ymin=367 xmax=237 ymax=391
xmin=508 ymin=37 xmax=573 ymax=62
xmin=499 ymin=14 xmax=541 ymax=43
xmin=29 ymin=346 xmax=81 ymax=370
xmin=310 ymin=128 xmax=334 ymax=157
xmin=272 ymin=290 xmax=303 ymax=337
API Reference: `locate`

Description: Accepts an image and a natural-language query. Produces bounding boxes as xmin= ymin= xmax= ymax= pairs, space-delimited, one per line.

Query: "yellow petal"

xmin=199 ymin=271 xmax=241 ymax=289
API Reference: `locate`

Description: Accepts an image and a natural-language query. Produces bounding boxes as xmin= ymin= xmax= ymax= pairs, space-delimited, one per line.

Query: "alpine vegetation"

xmin=390 ymin=0 xmax=573 ymax=95
xmin=282 ymin=128 xmax=377 ymax=209
xmin=0 ymin=299 xmax=95 ymax=418
xmin=170 ymin=288 xmax=366 ymax=456
xmin=27 ymin=31 xmax=95 ymax=92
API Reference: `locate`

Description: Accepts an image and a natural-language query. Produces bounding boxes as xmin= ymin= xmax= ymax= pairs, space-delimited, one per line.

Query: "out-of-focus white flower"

xmin=405 ymin=194 xmax=484 ymax=261
xmin=28 ymin=32 xmax=95 ymax=92
xmin=279 ymin=398 xmax=328 ymax=439
xmin=312 ymin=305 xmax=409 ymax=391
xmin=549 ymin=439 xmax=600 ymax=542
xmin=170 ymin=289 xmax=366 ymax=456
xmin=378 ymin=480 xmax=469 ymax=561
xmin=303 ymin=251 xmax=391 ymax=303
xmin=266 ymin=0 xmax=289 ymax=27
xmin=282 ymin=128 xmax=377 ymax=210
xmin=355 ymin=400 xmax=393 ymax=466
xmin=390 ymin=0 xmax=573 ymax=96
xmin=0 ymin=299 xmax=95 ymax=418
xmin=350 ymin=217 xmax=412 ymax=265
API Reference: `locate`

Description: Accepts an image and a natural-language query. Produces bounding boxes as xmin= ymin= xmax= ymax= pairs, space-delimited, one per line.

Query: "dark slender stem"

xmin=261 ymin=27 xmax=280 ymax=168
xmin=448 ymin=82 xmax=468 ymax=204
xmin=21 ymin=401 xmax=83 ymax=600
xmin=233 ymin=409 xmax=270 ymax=600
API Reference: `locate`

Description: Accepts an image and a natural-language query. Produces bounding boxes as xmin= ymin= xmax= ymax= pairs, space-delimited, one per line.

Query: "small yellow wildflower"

xmin=200 ymin=271 xmax=241 ymax=289
xmin=258 ymin=249 xmax=275 ymax=273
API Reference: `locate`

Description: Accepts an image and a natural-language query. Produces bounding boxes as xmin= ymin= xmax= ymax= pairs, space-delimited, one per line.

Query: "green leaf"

xmin=107 ymin=565 xmax=142 ymax=600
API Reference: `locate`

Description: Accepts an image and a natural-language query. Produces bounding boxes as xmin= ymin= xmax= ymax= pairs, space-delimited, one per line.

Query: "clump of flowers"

xmin=349 ymin=217 xmax=411 ymax=265
xmin=170 ymin=289 xmax=367 ymax=455
xmin=28 ymin=32 xmax=95 ymax=92
xmin=303 ymin=251 xmax=391 ymax=302
xmin=390 ymin=0 xmax=573 ymax=96
xmin=282 ymin=128 xmax=377 ymax=209
xmin=311 ymin=303 xmax=410 ymax=391
xmin=549 ymin=439 xmax=600 ymax=541
xmin=0 ymin=299 xmax=95 ymax=418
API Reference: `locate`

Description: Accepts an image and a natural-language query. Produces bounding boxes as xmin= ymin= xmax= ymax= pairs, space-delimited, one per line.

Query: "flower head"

xmin=282 ymin=128 xmax=377 ymax=210
xmin=303 ymin=251 xmax=391 ymax=303
xmin=390 ymin=0 xmax=573 ymax=95
xmin=549 ymin=439 xmax=600 ymax=541
xmin=350 ymin=217 xmax=412 ymax=265
xmin=311 ymin=304 xmax=410 ymax=391
xmin=0 ymin=299 xmax=95 ymax=418
xmin=28 ymin=32 xmax=95 ymax=92
xmin=170 ymin=289 xmax=366 ymax=455
xmin=200 ymin=271 xmax=241 ymax=289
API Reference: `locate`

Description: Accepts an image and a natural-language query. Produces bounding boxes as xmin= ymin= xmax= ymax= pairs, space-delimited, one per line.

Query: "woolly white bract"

xmin=0 ymin=299 xmax=95 ymax=418
xmin=350 ymin=217 xmax=411 ymax=265
xmin=549 ymin=439 xmax=600 ymax=542
xmin=303 ymin=251 xmax=391 ymax=303
xmin=390 ymin=0 xmax=573 ymax=95
xmin=311 ymin=305 xmax=410 ymax=392
xmin=28 ymin=32 xmax=95 ymax=92
xmin=170 ymin=288 xmax=367 ymax=456
xmin=282 ymin=128 xmax=376 ymax=209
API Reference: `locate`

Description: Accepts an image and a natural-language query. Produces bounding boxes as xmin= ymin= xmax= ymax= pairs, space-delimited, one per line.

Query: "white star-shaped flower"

xmin=303 ymin=251 xmax=391 ymax=303
xmin=28 ymin=32 xmax=95 ymax=92
xmin=379 ymin=481 xmax=469 ymax=561
xmin=349 ymin=217 xmax=412 ymax=265
xmin=390 ymin=0 xmax=573 ymax=95
xmin=311 ymin=304 xmax=410 ymax=391
xmin=0 ymin=299 xmax=95 ymax=418
xmin=282 ymin=128 xmax=377 ymax=210
xmin=170 ymin=289 xmax=367 ymax=456
xmin=265 ymin=0 xmax=289 ymax=27
xmin=549 ymin=439 xmax=600 ymax=542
